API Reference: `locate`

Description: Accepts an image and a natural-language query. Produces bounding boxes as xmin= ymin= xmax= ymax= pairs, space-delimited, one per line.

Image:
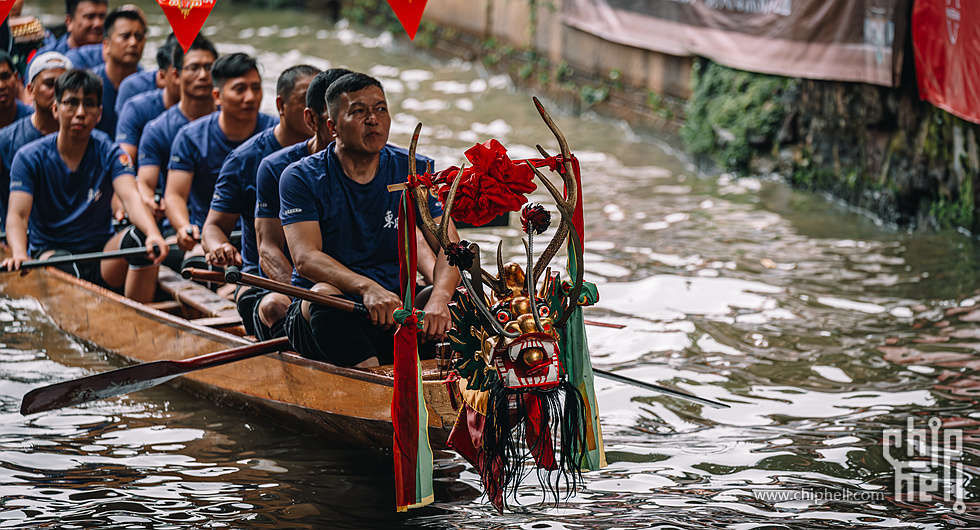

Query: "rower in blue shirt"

xmin=203 ymin=64 xmax=321 ymax=339
xmin=166 ymin=52 xmax=278 ymax=264
xmin=0 ymin=52 xmax=72 ymax=231
xmin=136 ymin=36 xmax=218 ymax=230
xmin=29 ymin=0 xmax=107 ymax=60
xmin=279 ymin=73 xmax=459 ymax=367
xmin=0 ymin=50 xmax=34 ymax=129
xmin=92 ymin=6 xmax=147 ymax=136
xmin=116 ymin=35 xmax=179 ymax=163
xmin=255 ymin=68 xmax=352 ymax=291
xmin=1 ymin=70 xmax=168 ymax=303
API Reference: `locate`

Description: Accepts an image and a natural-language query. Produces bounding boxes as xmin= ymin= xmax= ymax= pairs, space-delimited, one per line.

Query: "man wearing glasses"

xmin=0 ymin=52 xmax=73 ymax=231
xmin=1 ymin=69 xmax=168 ymax=303
xmin=136 ymin=36 xmax=218 ymax=231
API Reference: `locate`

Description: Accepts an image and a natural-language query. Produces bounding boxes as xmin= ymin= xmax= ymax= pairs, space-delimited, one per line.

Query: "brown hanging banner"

xmin=561 ymin=0 xmax=909 ymax=87
xmin=386 ymin=0 xmax=428 ymax=40
xmin=157 ymin=0 xmax=217 ymax=53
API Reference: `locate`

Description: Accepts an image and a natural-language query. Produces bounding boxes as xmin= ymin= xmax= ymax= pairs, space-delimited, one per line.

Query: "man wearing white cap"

xmin=0 ymin=52 xmax=72 ymax=231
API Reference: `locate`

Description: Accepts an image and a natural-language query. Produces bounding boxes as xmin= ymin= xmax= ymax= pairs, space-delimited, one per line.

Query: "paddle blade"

xmin=20 ymin=337 xmax=290 ymax=415
xmin=21 ymin=361 xmax=183 ymax=415
xmin=593 ymin=368 xmax=731 ymax=409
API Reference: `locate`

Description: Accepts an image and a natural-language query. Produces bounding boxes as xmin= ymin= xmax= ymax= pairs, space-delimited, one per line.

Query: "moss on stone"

xmin=681 ymin=61 xmax=795 ymax=172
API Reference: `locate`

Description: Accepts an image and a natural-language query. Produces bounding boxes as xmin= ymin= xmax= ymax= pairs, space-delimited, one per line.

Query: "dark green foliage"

xmin=681 ymin=60 xmax=795 ymax=172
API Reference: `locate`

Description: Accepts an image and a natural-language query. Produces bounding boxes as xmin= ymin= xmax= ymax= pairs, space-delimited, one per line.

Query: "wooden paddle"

xmin=0 ymin=246 xmax=156 ymax=272
xmin=216 ymin=267 xmax=728 ymax=409
xmin=20 ymin=337 xmax=290 ymax=415
xmin=184 ymin=266 xmax=369 ymax=317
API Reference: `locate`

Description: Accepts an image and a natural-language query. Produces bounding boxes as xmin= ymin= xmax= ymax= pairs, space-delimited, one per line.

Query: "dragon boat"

xmin=4 ymin=98 xmax=609 ymax=512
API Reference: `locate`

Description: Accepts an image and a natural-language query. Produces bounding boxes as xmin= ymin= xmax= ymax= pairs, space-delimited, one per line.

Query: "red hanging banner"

xmin=386 ymin=0 xmax=428 ymax=40
xmin=157 ymin=0 xmax=217 ymax=53
xmin=912 ymin=0 xmax=980 ymax=124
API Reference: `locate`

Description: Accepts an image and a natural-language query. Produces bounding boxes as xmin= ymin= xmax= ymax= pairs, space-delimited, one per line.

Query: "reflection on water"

xmin=2 ymin=0 xmax=979 ymax=527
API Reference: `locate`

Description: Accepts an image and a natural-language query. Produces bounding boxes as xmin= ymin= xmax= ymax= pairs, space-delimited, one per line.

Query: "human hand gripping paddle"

xmin=205 ymin=266 xmax=728 ymax=410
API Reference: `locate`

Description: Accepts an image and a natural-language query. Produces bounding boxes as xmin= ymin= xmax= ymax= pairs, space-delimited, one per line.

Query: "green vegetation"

xmin=681 ymin=61 xmax=795 ymax=172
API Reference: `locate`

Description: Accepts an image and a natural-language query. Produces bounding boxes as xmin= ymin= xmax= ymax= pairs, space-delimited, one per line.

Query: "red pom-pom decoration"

xmin=445 ymin=240 xmax=475 ymax=269
xmin=521 ymin=202 xmax=551 ymax=235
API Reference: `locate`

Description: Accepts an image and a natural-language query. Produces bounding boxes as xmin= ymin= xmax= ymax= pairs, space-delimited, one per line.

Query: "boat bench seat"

xmin=157 ymin=267 xmax=242 ymax=327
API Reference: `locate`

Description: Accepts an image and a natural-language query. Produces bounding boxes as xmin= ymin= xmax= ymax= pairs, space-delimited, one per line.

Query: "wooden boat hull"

xmin=0 ymin=266 xmax=459 ymax=449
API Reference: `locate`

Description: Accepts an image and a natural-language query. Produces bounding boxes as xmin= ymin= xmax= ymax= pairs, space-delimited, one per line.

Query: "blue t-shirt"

xmin=9 ymin=130 xmax=136 ymax=254
xmin=210 ymin=126 xmax=283 ymax=275
xmin=254 ymin=141 xmax=310 ymax=273
xmin=279 ymin=144 xmax=441 ymax=291
xmin=115 ymin=89 xmax=166 ymax=150
xmin=115 ymin=70 xmax=158 ymax=116
xmin=0 ymin=117 xmax=44 ymax=231
xmin=92 ymin=64 xmax=118 ymax=136
xmin=14 ymin=100 xmax=34 ymax=121
xmin=31 ymin=33 xmax=71 ymax=58
xmin=91 ymin=65 xmax=144 ymax=136
xmin=169 ymin=111 xmax=278 ymax=228
xmin=64 ymin=43 xmax=105 ymax=70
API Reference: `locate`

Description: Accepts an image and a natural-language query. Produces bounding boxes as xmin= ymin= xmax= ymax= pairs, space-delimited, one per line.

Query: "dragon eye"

xmin=496 ymin=309 xmax=511 ymax=323
xmin=538 ymin=305 xmax=550 ymax=318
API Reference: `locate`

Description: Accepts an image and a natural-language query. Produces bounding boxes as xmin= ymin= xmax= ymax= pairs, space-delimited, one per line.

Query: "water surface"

xmin=2 ymin=1 xmax=978 ymax=527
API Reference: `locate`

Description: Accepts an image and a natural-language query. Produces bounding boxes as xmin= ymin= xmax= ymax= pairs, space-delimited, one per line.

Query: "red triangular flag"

xmin=386 ymin=0 xmax=428 ymax=40
xmin=156 ymin=0 xmax=216 ymax=53
xmin=1 ymin=0 xmax=17 ymax=25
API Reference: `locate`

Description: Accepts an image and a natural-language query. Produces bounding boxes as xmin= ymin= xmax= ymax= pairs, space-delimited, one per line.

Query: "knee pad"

xmin=118 ymin=226 xmax=154 ymax=268
xmin=181 ymin=254 xmax=208 ymax=272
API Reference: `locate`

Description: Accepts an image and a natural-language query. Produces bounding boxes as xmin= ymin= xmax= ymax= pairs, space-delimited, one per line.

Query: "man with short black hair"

xmin=166 ymin=52 xmax=277 ymax=263
xmin=203 ymin=64 xmax=321 ymax=339
xmin=280 ymin=73 xmax=459 ymax=367
xmin=115 ymin=32 xmax=180 ymax=116
xmin=0 ymin=50 xmax=33 ymax=129
xmin=255 ymin=68 xmax=352 ymax=288
xmin=32 ymin=0 xmax=108 ymax=56
xmin=116 ymin=34 xmax=180 ymax=162
xmin=136 ymin=36 xmax=218 ymax=227
xmin=1 ymin=69 xmax=168 ymax=303
xmin=0 ymin=52 xmax=72 ymax=231
xmin=92 ymin=5 xmax=147 ymax=135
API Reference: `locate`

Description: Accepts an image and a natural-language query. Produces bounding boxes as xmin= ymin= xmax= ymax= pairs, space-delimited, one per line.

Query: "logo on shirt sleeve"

xmin=118 ymin=153 xmax=135 ymax=172
xmin=284 ymin=208 xmax=302 ymax=215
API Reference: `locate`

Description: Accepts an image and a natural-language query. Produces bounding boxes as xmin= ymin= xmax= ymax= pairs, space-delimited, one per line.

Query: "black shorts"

xmin=283 ymin=297 xmax=437 ymax=367
xmin=235 ymin=286 xmax=286 ymax=341
xmin=33 ymin=234 xmax=114 ymax=291
xmin=33 ymin=248 xmax=109 ymax=289
xmin=284 ymin=298 xmax=395 ymax=366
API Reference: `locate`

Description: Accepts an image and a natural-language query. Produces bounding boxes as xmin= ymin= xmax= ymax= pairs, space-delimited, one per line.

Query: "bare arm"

xmin=113 ymin=176 xmax=168 ymax=264
xmin=256 ymin=217 xmax=294 ymax=284
xmin=0 ymin=191 xmax=34 ymax=269
xmin=136 ymin=164 xmax=165 ymax=222
xmin=284 ymin=220 xmax=401 ymax=328
xmin=201 ymin=209 xmax=241 ymax=267
xmin=419 ymin=214 xmax=462 ymax=341
xmin=164 ymin=168 xmax=198 ymax=250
